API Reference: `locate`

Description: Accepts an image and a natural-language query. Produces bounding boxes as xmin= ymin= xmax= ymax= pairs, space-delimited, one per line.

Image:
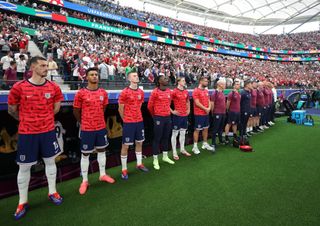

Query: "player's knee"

xmin=43 ymin=157 xmax=56 ymax=165
xmin=96 ymin=149 xmax=105 ymax=153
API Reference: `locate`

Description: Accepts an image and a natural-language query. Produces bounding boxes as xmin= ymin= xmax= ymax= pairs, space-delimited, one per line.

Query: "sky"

xmin=117 ymin=0 xmax=319 ymax=35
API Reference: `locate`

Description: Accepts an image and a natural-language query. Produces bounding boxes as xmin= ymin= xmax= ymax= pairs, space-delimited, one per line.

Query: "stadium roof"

xmin=141 ymin=0 xmax=320 ymax=33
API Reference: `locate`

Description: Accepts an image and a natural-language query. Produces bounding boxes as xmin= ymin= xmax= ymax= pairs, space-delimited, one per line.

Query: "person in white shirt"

xmin=98 ymin=60 xmax=109 ymax=84
xmin=0 ymin=51 xmax=13 ymax=75
xmin=47 ymin=56 xmax=59 ymax=80
xmin=14 ymin=50 xmax=28 ymax=62
xmin=107 ymin=61 xmax=116 ymax=81
xmin=16 ymin=55 xmax=27 ymax=80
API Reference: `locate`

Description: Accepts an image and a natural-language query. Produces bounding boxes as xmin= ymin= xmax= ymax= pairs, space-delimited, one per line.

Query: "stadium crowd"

xmin=0 ymin=13 xmax=319 ymax=90
xmin=8 ymin=0 xmax=320 ymax=51
xmin=70 ymin=0 xmax=319 ymax=51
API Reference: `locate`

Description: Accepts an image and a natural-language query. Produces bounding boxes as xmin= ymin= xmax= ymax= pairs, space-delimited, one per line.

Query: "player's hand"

xmin=205 ymin=107 xmax=211 ymax=114
xmin=172 ymin=110 xmax=179 ymax=115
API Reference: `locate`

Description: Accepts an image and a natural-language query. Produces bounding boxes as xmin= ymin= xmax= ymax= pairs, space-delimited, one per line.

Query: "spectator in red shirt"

xmin=4 ymin=61 xmax=17 ymax=89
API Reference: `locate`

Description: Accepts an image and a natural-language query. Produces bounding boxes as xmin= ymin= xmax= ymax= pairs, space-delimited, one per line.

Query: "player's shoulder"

xmin=98 ymin=87 xmax=107 ymax=93
xmin=46 ymin=80 xmax=61 ymax=89
xmin=12 ymin=80 xmax=27 ymax=89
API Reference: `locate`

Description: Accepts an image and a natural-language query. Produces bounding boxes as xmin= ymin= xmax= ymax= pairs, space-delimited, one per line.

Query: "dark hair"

xmin=176 ymin=77 xmax=184 ymax=83
xmin=19 ymin=54 xmax=25 ymax=59
xmin=198 ymin=75 xmax=208 ymax=82
xmin=10 ymin=61 xmax=16 ymax=66
xmin=232 ymin=79 xmax=240 ymax=86
xmin=86 ymin=67 xmax=98 ymax=76
xmin=30 ymin=56 xmax=47 ymax=65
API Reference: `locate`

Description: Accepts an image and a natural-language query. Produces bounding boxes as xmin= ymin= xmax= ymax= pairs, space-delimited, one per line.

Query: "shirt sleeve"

xmin=227 ymin=92 xmax=233 ymax=102
xmin=8 ymin=83 xmax=21 ymax=105
xmin=140 ymin=90 xmax=144 ymax=104
xmin=54 ymin=84 xmax=64 ymax=103
xmin=118 ymin=89 xmax=127 ymax=105
xmin=210 ymin=91 xmax=217 ymax=102
xmin=192 ymin=89 xmax=199 ymax=101
xmin=147 ymin=89 xmax=155 ymax=116
xmin=73 ymin=90 xmax=82 ymax=109
xmin=104 ymin=90 xmax=109 ymax=106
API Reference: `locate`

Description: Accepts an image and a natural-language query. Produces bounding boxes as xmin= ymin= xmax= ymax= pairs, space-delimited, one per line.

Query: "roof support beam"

xmin=259 ymin=1 xmax=320 ymax=34
xmin=255 ymin=0 xmax=301 ymax=22
xmin=287 ymin=10 xmax=320 ymax=34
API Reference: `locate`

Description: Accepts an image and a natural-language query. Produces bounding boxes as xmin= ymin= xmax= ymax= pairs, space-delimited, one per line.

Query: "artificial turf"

xmin=0 ymin=117 xmax=320 ymax=226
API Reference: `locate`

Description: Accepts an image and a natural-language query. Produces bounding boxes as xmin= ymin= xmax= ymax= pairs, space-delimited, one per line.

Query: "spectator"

xmin=16 ymin=54 xmax=26 ymax=80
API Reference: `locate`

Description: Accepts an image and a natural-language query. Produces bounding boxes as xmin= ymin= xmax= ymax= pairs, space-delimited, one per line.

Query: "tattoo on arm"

xmin=8 ymin=105 xmax=19 ymax=120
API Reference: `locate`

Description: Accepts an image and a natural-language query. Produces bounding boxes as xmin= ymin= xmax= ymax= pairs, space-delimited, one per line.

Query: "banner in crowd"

xmin=38 ymin=0 xmax=320 ymax=55
xmin=1 ymin=2 xmax=320 ymax=62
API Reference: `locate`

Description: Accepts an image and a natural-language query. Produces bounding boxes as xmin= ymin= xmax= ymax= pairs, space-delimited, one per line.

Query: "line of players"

xmin=7 ymin=56 xmax=275 ymax=220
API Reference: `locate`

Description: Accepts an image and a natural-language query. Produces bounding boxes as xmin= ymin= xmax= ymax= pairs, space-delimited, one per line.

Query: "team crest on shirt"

xmin=100 ymin=96 xmax=104 ymax=101
xmin=156 ymin=121 xmax=160 ymax=125
xmin=20 ymin=155 xmax=26 ymax=161
xmin=168 ymin=95 xmax=170 ymax=98
xmin=138 ymin=95 xmax=141 ymax=100
xmin=83 ymin=144 xmax=88 ymax=150
xmin=45 ymin=93 xmax=51 ymax=99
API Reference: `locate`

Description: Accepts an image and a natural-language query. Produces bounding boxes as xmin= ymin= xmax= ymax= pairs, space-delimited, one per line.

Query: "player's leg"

xmin=120 ymin=123 xmax=134 ymax=180
xmin=171 ymin=115 xmax=180 ymax=160
xmin=192 ymin=116 xmax=201 ymax=154
xmin=179 ymin=116 xmax=191 ymax=156
xmin=162 ymin=117 xmax=175 ymax=165
xmin=152 ymin=116 xmax=163 ymax=170
xmin=14 ymin=133 xmax=39 ymax=219
xmin=41 ymin=130 xmax=64 ymax=204
xmin=95 ymin=129 xmax=114 ymax=184
xmin=201 ymin=115 xmax=214 ymax=152
xmin=135 ymin=122 xmax=148 ymax=172
xmin=78 ymin=130 xmax=95 ymax=194
xmin=218 ymin=114 xmax=226 ymax=144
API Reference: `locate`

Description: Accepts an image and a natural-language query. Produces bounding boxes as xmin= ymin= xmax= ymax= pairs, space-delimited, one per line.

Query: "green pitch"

xmin=1 ymin=117 xmax=320 ymax=226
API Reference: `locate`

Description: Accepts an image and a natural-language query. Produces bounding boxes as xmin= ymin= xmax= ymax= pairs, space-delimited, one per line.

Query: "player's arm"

xmin=54 ymin=102 xmax=61 ymax=115
xmin=73 ymin=91 xmax=82 ymax=123
xmin=118 ymin=104 xmax=124 ymax=120
xmin=73 ymin=108 xmax=81 ymax=123
xmin=147 ymin=91 xmax=155 ymax=116
xmin=194 ymin=98 xmax=209 ymax=112
xmin=118 ymin=90 xmax=125 ymax=120
xmin=226 ymin=100 xmax=231 ymax=111
xmin=186 ymin=99 xmax=190 ymax=115
xmin=210 ymin=99 xmax=215 ymax=113
xmin=8 ymin=104 xmax=19 ymax=121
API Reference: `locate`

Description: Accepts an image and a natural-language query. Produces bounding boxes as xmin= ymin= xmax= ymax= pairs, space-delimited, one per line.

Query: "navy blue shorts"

xmin=227 ymin=111 xmax=240 ymax=125
xmin=194 ymin=115 xmax=209 ymax=130
xmin=80 ymin=128 xmax=108 ymax=153
xmin=257 ymin=106 xmax=263 ymax=116
xmin=16 ymin=130 xmax=62 ymax=166
xmin=250 ymin=107 xmax=257 ymax=117
xmin=122 ymin=121 xmax=145 ymax=145
xmin=172 ymin=115 xmax=188 ymax=131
